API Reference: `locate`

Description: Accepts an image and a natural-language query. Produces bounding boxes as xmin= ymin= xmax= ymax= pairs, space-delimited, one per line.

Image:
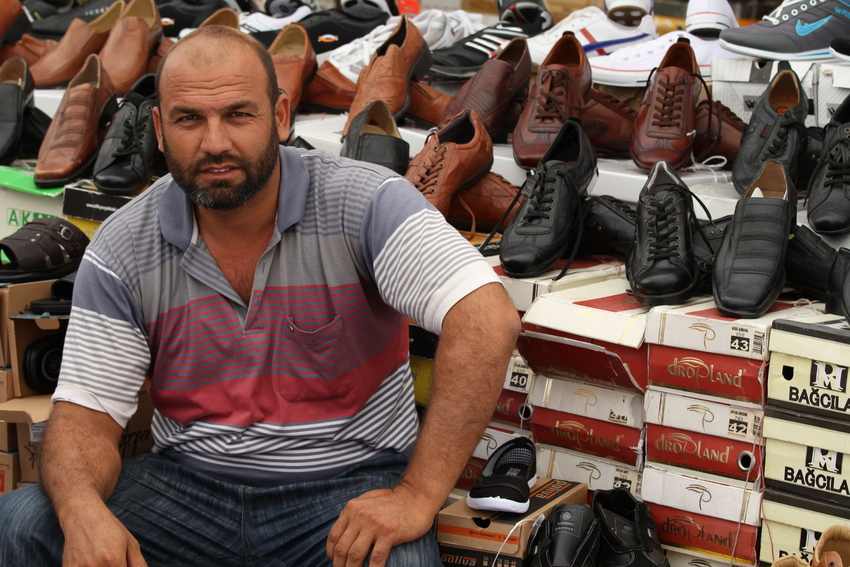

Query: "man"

xmin=0 ymin=26 xmax=520 ymax=567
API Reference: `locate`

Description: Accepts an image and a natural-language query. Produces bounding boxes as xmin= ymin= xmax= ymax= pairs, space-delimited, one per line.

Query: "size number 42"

xmin=730 ymin=337 xmax=751 ymax=352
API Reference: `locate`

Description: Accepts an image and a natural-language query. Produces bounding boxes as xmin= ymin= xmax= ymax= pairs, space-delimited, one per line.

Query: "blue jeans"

xmin=0 ymin=452 xmax=442 ymax=566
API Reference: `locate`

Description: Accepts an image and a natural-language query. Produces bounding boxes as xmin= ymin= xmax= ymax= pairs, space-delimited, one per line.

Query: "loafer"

xmin=733 ymin=68 xmax=807 ymax=195
xmin=30 ymin=0 xmax=123 ymax=88
xmin=93 ymin=74 xmax=162 ymax=195
xmin=98 ymin=0 xmax=162 ymax=95
xmin=302 ymin=61 xmax=356 ymax=113
xmin=786 ymin=224 xmax=838 ymax=303
xmin=35 ymin=54 xmax=117 ymax=187
xmin=527 ymin=504 xmax=601 ymax=567
xmin=513 ymin=32 xmax=590 ymax=168
xmin=467 ymin=436 xmax=537 ymax=514
xmin=713 ymin=159 xmax=796 ymax=318
xmin=627 ymin=161 xmax=701 ymax=305
xmin=446 ymin=172 xmax=524 ymax=234
xmin=0 ymin=56 xmax=34 ymax=165
xmin=269 ymin=23 xmax=317 ymax=118
xmin=807 ymin=95 xmax=850 ymax=235
xmin=405 ymin=110 xmax=493 ymax=216
xmin=29 ymin=0 xmax=119 ymax=38
xmin=693 ymin=100 xmax=746 ymax=166
xmin=0 ymin=34 xmax=58 ymax=66
xmin=340 ymin=100 xmax=409 ymax=175
xmin=443 ymin=37 xmax=531 ymax=143
xmin=500 ymin=119 xmax=596 ymax=278
xmin=594 ymin=489 xmax=668 ymax=567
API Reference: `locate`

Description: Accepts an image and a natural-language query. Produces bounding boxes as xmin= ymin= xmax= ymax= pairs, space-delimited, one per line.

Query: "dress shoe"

xmin=627 ymin=161 xmax=702 ymax=305
xmin=407 ymin=81 xmax=452 ymax=128
xmin=581 ymin=88 xmax=634 ymax=159
xmin=340 ymin=100 xmax=409 ymax=175
xmin=713 ymin=159 xmax=796 ymax=318
xmin=156 ymin=0 xmax=227 ymax=36
xmin=631 ymin=37 xmax=703 ymax=171
xmin=146 ymin=36 xmax=175 ymax=74
xmin=0 ymin=57 xmax=34 ymax=165
xmin=99 ymin=0 xmax=161 ymax=95
xmin=733 ymin=68 xmax=807 ymax=195
xmin=500 ymin=119 xmax=596 ymax=278
xmin=1 ymin=0 xmax=29 ymax=45
xmin=93 ymin=74 xmax=162 ymax=195
xmin=513 ymin=32 xmax=590 ymax=168
xmin=443 ymin=38 xmax=531 ymax=143
xmin=269 ymin=24 xmax=316 ymax=117
xmin=786 ymin=225 xmax=843 ymax=307
xmin=17 ymin=105 xmax=52 ymax=160
xmin=694 ymin=100 xmax=746 ymax=165
xmin=527 ymin=504 xmax=601 ymax=567
xmin=197 ymin=7 xmax=239 ymax=28
xmin=405 ymin=110 xmax=493 ymax=216
xmin=343 ymin=16 xmax=431 ymax=133
xmin=302 ymin=61 xmax=356 ymax=112
xmin=30 ymin=0 xmax=123 ymax=88
xmin=579 ymin=195 xmax=636 ymax=259
xmin=0 ymin=35 xmax=57 ymax=66
xmin=807 ymin=95 xmax=850 ymax=235
xmin=593 ymin=489 xmax=669 ymax=567
xmin=30 ymin=0 xmax=120 ymax=39
xmin=36 ymin=54 xmax=117 ymax=187
xmin=447 ymin=172 xmax=524 ymax=234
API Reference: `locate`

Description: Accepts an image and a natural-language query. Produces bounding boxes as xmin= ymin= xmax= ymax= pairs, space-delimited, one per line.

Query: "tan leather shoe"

xmin=0 ymin=35 xmax=57 ymax=66
xmin=146 ymin=36 xmax=175 ymax=74
xmin=30 ymin=0 xmax=123 ymax=88
xmin=198 ymin=7 xmax=239 ymax=28
xmin=269 ymin=24 xmax=316 ymax=116
xmin=447 ymin=172 xmax=524 ymax=233
xmin=99 ymin=0 xmax=162 ymax=94
xmin=405 ymin=110 xmax=493 ymax=216
xmin=303 ymin=61 xmax=355 ymax=112
xmin=407 ymin=81 xmax=452 ymax=128
xmin=343 ymin=16 xmax=431 ymax=134
xmin=36 ymin=54 xmax=117 ymax=187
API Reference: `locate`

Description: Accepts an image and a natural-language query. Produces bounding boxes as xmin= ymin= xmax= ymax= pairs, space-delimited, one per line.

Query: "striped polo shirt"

xmin=52 ymin=146 xmax=498 ymax=481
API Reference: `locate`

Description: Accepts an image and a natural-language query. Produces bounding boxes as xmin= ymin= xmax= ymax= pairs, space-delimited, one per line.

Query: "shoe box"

xmin=766 ymin=317 xmax=850 ymax=421
xmin=666 ymin=546 xmax=752 ymax=567
xmin=0 ymin=368 xmax=12 ymax=403
xmin=711 ymin=58 xmax=819 ymax=127
xmin=0 ymin=450 xmax=19 ymax=495
xmin=644 ymin=387 xmax=763 ymax=481
xmin=0 ymin=280 xmax=55 ymax=386
xmin=62 ymin=178 xmax=136 ymax=224
xmin=0 ymin=165 xmax=64 ymax=240
xmin=528 ymin=375 xmax=644 ymax=466
xmin=816 ymin=63 xmax=850 ymax=127
xmin=517 ymin=276 xmax=652 ymax=391
xmin=536 ymin=443 xmax=642 ymax=496
xmin=759 ymin=488 xmax=850 ymax=564
xmin=457 ymin=421 xmax=532 ymax=491
xmin=437 ymin=479 xmax=586 ymax=567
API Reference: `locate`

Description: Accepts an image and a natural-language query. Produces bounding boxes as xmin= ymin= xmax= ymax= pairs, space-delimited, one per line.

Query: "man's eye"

xmin=176 ymin=114 xmax=200 ymax=123
xmin=230 ymin=111 xmax=252 ymax=118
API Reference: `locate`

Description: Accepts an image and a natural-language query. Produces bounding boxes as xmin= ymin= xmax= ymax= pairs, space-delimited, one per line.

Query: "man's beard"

xmin=163 ymin=129 xmax=279 ymax=210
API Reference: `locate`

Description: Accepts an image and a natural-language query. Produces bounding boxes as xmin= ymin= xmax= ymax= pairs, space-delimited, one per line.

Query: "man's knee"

xmin=0 ymin=485 xmax=63 ymax=566
xmin=385 ymin=530 xmax=442 ymax=567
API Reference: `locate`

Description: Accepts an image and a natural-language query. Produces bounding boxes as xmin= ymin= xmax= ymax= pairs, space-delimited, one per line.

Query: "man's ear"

xmin=152 ymin=105 xmax=165 ymax=153
xmin=275 ymin=91 xmax=291 ymax=143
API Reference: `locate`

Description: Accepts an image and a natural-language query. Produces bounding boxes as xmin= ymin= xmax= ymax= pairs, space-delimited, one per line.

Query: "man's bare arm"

xmin=327 ymin=282 xmax=521 ymax=567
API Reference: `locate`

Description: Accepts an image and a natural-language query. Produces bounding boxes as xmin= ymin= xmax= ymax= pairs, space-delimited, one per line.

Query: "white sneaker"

xmin=683 ymin=0 xmax=738 ymax=33
xmin=605 ymin=0 xmax=652 ymax=27
xmin=321 ymin=9 xmax=484 ymax=82
xmin=526 ymin=6 xmax=656 ymax=66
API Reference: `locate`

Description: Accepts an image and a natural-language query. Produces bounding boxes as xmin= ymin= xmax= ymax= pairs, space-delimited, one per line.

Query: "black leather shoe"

xmin=693 ymin=214 xmax=731 ymax=294
xmin=500 ymin=119 xmax=596 ymax=278
xmin=340 ymin=100 xmax=409 ymax=175
xmin=807 ymin=95 xmax=850 ymax=235
xmin=733 ymin=68 xmax=807 ymax=195
xmin=93 ymin=74 xmax=163 ymax=195
xmin=593 ymin=489 xmax=668 ymax=567
xmin=579 ymin=195 xmax=636 ymax=260
xmin=714 ymin=159 xmax=796 ymax=318
xmin=627 ymin=161 xmax=702 ymax=306
xmin=528 ymin=504 xmax=601 ymax=567
xmin=0 ymin=56 xmax=34 ymax=164
xmin=29 ymin=0 xmax=116 ymax=38
xmin=787 ymin=225 xmax=836 ymax=303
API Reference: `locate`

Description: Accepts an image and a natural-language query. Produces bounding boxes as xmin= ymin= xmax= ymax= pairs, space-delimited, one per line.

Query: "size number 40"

xmin=509 ymin=371 xmax=530 ymax=389
xmin=730 ymin=337 xmax=751 ymax=352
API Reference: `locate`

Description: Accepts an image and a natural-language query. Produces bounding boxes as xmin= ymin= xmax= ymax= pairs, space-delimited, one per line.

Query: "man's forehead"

xmin=160 ymin=44 xmax=264 ymax=108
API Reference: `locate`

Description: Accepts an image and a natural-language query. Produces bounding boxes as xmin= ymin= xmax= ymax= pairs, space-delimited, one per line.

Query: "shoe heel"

xmin=411 ymin=47 xmax=433 ymax=81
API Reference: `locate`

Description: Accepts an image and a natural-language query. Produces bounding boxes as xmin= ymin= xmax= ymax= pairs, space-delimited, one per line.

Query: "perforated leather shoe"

xmin=581 ymin=88 xmax=634 ymax=159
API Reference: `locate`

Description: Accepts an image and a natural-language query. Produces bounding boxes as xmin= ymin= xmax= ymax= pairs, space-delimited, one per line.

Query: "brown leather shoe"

xmin=581 ymin=88 xmax=635 ymax=158
xmin=146 ymin=36 xmax=175 ymax=74
xmin=99 ymin=0 xmax=161 ymax=95
xmin=630 ymin=37 xmax=703 ymax=171
xmin=447 ymin=172 xmax=524 ymax=233
xmin=405 ymin=110 xmax=493 ymax=216
xmin=30 ymin=0 xmax=123 ymax=88
xmin=443 ymin=38 xmax=531 ymax=143
xmin=198 ymin=7 xmax=239 ymax=28
xmin=36 ymin=54 xmax=117 ymax=188
xmin=0 ymin=35 xmax=57 ymax=66
xmin=512 ymin=32 xmax=590 ymax=168
xmin=343 ymin=16 xmax=431 ymax=133
xmin=303 ymin=61 xmax=355 ymax=112
xmin=269 ymin=24 xmax=316 ymax=116
xmin=407 ymin=81 xmax=452 ymax=128
xmin=693 ymin=100 xmax=745 ymax=165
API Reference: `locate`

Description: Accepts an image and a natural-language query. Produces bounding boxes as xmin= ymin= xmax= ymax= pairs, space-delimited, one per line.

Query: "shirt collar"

xmin=159 ymin=145 xmax=310 ymax=251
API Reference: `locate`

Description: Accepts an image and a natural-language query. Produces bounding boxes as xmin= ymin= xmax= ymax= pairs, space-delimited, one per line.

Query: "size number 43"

xmin=730 ymin=337 xmax=751 ymax=352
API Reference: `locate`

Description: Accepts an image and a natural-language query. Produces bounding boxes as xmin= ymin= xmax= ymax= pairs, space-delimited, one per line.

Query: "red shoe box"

xmin=492 ymin=388 xmax=532 ymax=426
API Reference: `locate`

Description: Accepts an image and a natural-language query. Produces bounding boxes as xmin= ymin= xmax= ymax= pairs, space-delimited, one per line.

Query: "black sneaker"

xmin=807 ymin=95 xmax=850 ymax=235
xmin=429 ymin=21 xmax=531 ymax=80
xmin=499 ymin=0 xmax=552 ymax=36
xmin=466 ymin=436 xmax=537 ymax=514
xmin=299 ymin=5 xmax=390 ymax=54
xmin=156 ymin=0 xmax=229 ymax=37
xmin=593 ymin=489 xmax=668 ymax=567
xmin=579 ymin=195 xmax=637 ymax=260
xmin=527 ymin=504 xmax=601 ymax=567
xmin=29 ymin=0 xmax=116 ymax=38
xmin=23 ymin=0 xmax=74 ymax=22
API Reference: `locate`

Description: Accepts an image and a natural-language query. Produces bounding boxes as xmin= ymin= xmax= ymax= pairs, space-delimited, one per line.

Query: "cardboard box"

xmin=711 ymin=58 xmax=818 ymax=127
xmin=665 ymin=546 xmax=753 ymax=567
xmin=0 ymin=451 xmax=19 ymax=494
xmin=645 ymin=424 xmax=763 ymax=481
xmin=0 ymin=280 xmax=54 ymax=368
xmin=644 ymin=298 xmax=831 ymax=361
xmin=437 ymin=479 xmax=586 ymax=561
xmin=439 ymin=543 xmax=522 ymax=567
xmin=640 ymin=463 xmax=762 ymax=526
xmin=62 ymin=179 xmax=135 ymax=223
xmin=817 ymin=63 xmax=850 ymax=127
xmin=493 ymin=389 xmax=533 ymax=426
xmin=8 ymin=313 xmax=66 ymax=399
xmin=647 ymin=344 xmax=766 ymax=403
xmin=768 ymin=318 xmax=850 ymax=421
xmin=763 ymin=406 xmax=850 ymax=507
xmin=0 ymin=368 xmax=11 ymax=403
xmin=530 ymin=376 xmax=643 ymax=429
xmin=759 ymin=488 xmax=850 ymax=564
xmin=536 ymin=443 xmax=641 ymax=495
xmin=518 ymin=277 xmax=654 ymax=391
xmin=644 ymin=387 xmax=763 ymax=444
xmin=0 ymin=421 xmax=15 ymax=452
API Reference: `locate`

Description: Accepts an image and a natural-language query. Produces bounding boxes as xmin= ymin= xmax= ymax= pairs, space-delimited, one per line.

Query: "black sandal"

xmin=0 ymin=218 xmax=88 ymax=284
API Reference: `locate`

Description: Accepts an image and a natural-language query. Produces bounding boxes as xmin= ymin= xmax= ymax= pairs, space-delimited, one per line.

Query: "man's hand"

xmin=61 ymin=500 xmax=147 ymax=567
xmin=326 ymin=481 xmax=438 ymax=567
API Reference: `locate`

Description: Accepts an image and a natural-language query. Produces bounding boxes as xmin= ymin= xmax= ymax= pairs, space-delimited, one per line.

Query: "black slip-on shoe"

xmin=527 ymin=504 xmax=601 ymax=567
xmin=29 ymin=0 xmax=116 ymax=38
xmin=466 ymin=436 xmax=537 ymax=514
xmin=593 ymin=489 xmax=669 ymax=567
xmin=0 ymin=56 xmax=34 ymax=165
xmin=340 ymin=100 xmax=409 ymax=175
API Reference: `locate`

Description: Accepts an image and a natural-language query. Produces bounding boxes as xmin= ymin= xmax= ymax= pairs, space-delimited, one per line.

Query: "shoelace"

xmin=824 ymin=143 xmax=850 ymax=191
xmin=763 ymin=0 xmax=815 ymax=24
xmin=114 ymin=118 xmax=143 ymax=158
xmin=412 ymin=143 xmax=447 ymax=195
xmin=522 ymin=167 xmax=564 ymax=224
xmin=534 ymin=69 xmax=569 ymax=123
xmin=650 ymin=76 xmax=687 ymax=129
xmin=645 ymin=183 xmax=715 ymax=264
xmin=762 ymin=115 xmax=804 ymax=160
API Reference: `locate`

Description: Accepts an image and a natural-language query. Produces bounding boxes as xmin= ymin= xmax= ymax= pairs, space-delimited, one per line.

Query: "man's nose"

xmin=199 ymin=116 xmax=233 ymax=156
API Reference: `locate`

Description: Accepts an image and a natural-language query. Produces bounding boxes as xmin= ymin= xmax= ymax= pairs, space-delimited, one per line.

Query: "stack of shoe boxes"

xmin=760 ymin=317 xmax=850 ymax=565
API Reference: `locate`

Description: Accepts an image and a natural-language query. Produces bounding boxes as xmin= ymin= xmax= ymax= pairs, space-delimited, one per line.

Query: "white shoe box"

xmin=529 ymin=375 xmax=644 ymax=429
xmin=817 ymin=63 xmax=850 ymax=127
xmin=536 ymin=443 xmax=641 ymax=495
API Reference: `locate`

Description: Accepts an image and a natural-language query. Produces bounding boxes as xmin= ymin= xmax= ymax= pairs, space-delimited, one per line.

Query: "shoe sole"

xmin=718 ymin=38 xmax=832 ymax=61
xmin=466 ymin=475 xmax=538 ymax=514
xmin=590 ymin=64 xmax=712 ymax=88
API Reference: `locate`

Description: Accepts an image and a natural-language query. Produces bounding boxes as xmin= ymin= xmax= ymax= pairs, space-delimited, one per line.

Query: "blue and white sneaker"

xmin=720 ymin=0 xmax=847 ymax=60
